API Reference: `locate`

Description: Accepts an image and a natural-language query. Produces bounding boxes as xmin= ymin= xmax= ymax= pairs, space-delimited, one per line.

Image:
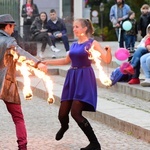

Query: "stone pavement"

xmin=0 ymin=90 xmax=150 ymax=150
xmin=1 ymin=41 xmax=150 ymax=149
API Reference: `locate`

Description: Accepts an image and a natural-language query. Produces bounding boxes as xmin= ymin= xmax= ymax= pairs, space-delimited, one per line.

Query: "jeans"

xmin=140 ymin=53 xmax=150 ymax=78
xmin=125 ymin=35 xmax=136 ymax=50
xmin=49 ymin=34 xmax=70 ymax=51
xmin=4 ymin=101 xmax=27 ymax=149
xmin=130 ymin=47 xmax=148 ymax=78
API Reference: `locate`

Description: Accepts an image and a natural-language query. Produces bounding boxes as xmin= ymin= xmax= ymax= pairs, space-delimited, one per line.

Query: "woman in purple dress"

xmin=43 ymin=18 xmax=112 ymax=150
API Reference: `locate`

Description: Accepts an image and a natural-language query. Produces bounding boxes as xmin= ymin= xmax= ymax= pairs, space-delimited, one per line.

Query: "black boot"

xmin=55 ymin=125 xmax=69 ymax=140
xmin=55 ymin=117 xmax=69 ymax=141
xmin=78 ymin=119 xmax=101 ymax=150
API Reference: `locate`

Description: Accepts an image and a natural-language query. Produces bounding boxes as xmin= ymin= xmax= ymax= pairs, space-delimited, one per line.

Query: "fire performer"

xmin=43 ymin=18 xmax=112 ymax=150
xmin=0 ymin=14 xmax=47 ymax=150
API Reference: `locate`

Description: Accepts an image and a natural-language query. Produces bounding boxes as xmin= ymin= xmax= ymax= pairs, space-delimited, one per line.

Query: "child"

xmin=125 ymin=10 xmax=138 ymax=53
xmin=138 ymin=4 xmax=150 ymax=38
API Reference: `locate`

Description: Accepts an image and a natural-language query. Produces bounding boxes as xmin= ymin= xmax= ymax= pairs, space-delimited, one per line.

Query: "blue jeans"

xmin=140 ymin=53 xmax=150 ymax=78
xmin=130 ymin=47 xmax=148 ymax=78
xmin=49 ymin=34 xmax=70 ymax=51
xmin=125 ymin=35 xmax=136 ymax=50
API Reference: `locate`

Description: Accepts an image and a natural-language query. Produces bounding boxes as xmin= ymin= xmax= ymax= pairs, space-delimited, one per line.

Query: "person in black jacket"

xmin=138 ymin=4 xmax=150 ymax=38
xmin=47 ymin=9 xmax=70 ymax=53
xmin=21 ymin=0 xmax=39 ymax=41
xmin=30 ymin=12 xmax=60 ymax=59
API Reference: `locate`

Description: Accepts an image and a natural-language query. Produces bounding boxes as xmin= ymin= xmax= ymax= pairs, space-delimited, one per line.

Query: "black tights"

xmin=58 ymin=100 xmax=86 ymax=125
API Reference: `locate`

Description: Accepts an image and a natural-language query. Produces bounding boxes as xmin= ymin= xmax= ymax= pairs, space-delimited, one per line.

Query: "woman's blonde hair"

xmin=75 ymin=18 xmax=94 ymax=36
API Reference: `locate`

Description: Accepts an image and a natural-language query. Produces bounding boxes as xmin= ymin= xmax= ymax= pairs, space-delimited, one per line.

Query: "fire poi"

xmin=86 ymin=45 xmax=112 ymax=86
xmin=10 ymin=49 xmax=54 ymax=104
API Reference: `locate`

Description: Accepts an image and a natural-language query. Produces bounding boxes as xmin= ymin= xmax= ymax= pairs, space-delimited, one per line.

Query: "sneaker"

xmin=140 ymin=79 xmax=150 ymax=87
xmin=51 ymin=46 xmax=61 ymax=52
xmin=128 ymin=78 xmax=140 ymax=84
xmin=123 ymin=65 xmax=135 ymax=75
xmin=52 ymin=54 xmax=56 ymax=59
xmin=39 ymin=52 xmax=44 ymax=58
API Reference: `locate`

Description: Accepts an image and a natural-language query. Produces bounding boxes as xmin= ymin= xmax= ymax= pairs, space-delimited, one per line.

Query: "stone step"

xmin=47 ymin=65 xmax=149 ymax=102
xmin=16 ymin=73 xmax=150 ymax=143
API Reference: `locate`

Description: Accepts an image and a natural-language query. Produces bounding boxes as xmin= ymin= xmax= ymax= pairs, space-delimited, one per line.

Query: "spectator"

xmin=47 ymin=9 xmax=70 ymax=55
xmin=21 ymin=0 xmax=39 ymax=41
xmin=42 ymin=18 xmax=112 ymax=150
xmin=0 ymin=14 xmax=47 ymax=150
xmin=140 ymin=37 xmax=150 ymax=86
xmin=138 ymin=4 xmax=150 ymax=38
xmin=30 ymin=12 xmax=60 ymax=59
xmin=120 ymin=24 xmax=150 ymax=84
xmin=109 ymin=0 xmax=131 ymax=48
xmin=125 ymin=10 xmax=138 ymax=52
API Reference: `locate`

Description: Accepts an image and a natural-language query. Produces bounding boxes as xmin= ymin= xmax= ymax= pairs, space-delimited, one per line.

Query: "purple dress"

xmin=61 ymin=39 xmax=97 ymax=111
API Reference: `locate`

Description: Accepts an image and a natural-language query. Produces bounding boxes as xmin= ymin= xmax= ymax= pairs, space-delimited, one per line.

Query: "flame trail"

xmin=87 ymin=45 xmax=112 ymax=86
xmin=30 ymin=67 xmax=55 ymax=104
xmin=16 ymin=62 xmax=33 ymax=100
xmin=10 ymin=49 xmax=54 ymax=103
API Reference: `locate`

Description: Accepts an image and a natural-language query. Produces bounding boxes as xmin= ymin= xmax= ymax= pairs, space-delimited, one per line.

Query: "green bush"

xmin=93 ymin=24 xmax=117 ymax=41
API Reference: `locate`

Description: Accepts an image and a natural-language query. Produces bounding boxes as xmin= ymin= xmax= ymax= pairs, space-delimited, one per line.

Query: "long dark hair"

xmin=40 ymin=12 xmax=48 ymax=23
xmin=26 ymin=0 xmax=35 ymax=9
xmin=26 ymin=0 xmax=33 ymax=5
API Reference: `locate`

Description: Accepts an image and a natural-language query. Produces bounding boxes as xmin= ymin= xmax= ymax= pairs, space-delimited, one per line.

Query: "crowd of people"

xmin=110 ymin=0 xmax=150 ymax=86
xmin=21 ymin=0 xmax=70 ymax=59
xmin=110 ymin=0 xmax=150 ymax=51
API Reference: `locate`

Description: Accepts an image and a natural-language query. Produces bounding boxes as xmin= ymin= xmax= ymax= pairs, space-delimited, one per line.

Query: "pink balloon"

xmin=115 ymin=48 xmax=130 ymax=61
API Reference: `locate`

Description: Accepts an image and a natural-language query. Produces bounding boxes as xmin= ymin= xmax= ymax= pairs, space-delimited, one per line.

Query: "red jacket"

xmin=145 ymin=37 xmax=150 ymax=46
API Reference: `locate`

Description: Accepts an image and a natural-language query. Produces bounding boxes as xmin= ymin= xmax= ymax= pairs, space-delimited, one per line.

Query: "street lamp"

xmin=99 ymin=3 xmax=104 ymax=39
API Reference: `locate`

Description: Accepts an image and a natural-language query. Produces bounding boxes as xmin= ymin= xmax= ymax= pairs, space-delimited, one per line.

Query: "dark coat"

xmin=21 ymin=3 xmax=39 ymax=25
xmin=138 ymin=13 xmax=150 ymax=37
xmin=46 ymin=18 xmax=67 ymax=35
xmin=0 ymin=30 xmax=39 ymax=104
xmin=125 ymin=19 xmax=138 ymax=35
xmin=30 ymin=16 xmax=47 ymax=39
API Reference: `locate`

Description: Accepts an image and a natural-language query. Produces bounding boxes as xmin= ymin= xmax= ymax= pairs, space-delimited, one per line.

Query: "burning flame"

xmin=10 ymin=49 xmax=54 ymax=103
xmin=16 ymin=61 xmax=33 ymax=100
xmin=30 ymin=66 xmax=55 ymax=104
xmin=87 ymin=45 xmax=112 ymax=86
